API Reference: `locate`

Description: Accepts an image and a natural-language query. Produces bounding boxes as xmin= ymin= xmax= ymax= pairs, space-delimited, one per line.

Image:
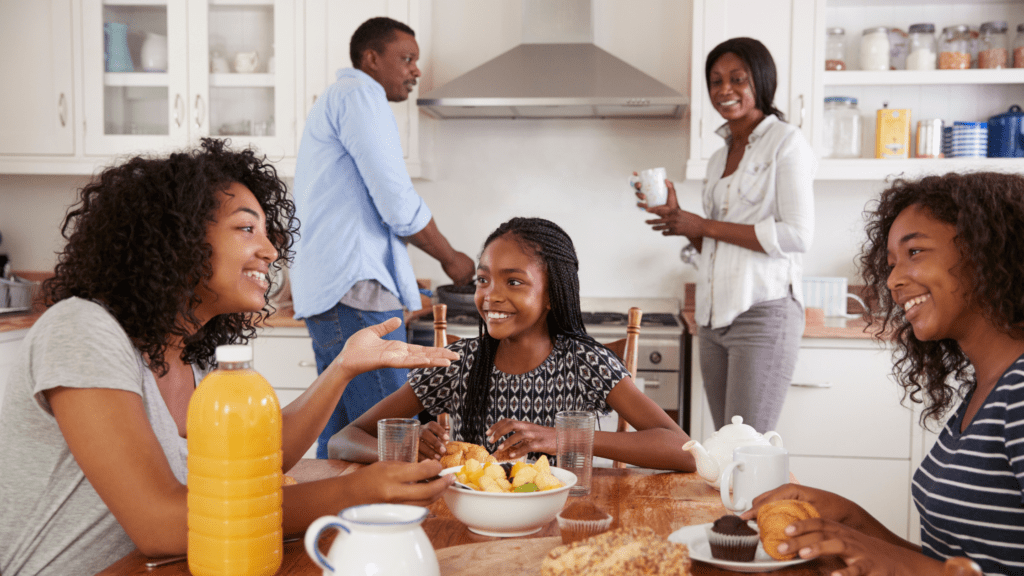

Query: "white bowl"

xmin=440 ymin=465 xmax=577 ymax=537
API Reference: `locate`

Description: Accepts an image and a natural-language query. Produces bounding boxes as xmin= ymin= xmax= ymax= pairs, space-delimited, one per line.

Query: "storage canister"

xmin=987 ymin=105 xmax=1024 ymax=158
xmin=978 ymin=21 xmax=1009 ymax=68
xmin=860 ymin=27 xmax=891 ymax=70
xmin=939 ymin=25 xmax=971 ymax=69
xmin=826 ymin=27 xmax=847 ymax=70
xmin=915 ymin=119 xmax=944 ymax=158
xmin=906 ymin=23 xmax=937 ymax=70
xmin=950 ymin=121 xmax=987 ymax=158
xmin=823 ymin=97 xmax=862 ymax=158
xmin=1012 ymin=23 xmax=1024 ymax=68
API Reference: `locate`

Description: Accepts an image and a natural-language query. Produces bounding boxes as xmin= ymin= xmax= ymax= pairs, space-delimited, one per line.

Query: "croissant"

xmin=756 ymin=499 xmax=821 ymax=561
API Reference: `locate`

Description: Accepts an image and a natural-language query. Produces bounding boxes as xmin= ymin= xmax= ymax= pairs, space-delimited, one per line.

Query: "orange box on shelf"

xmin=876 ymin=108 xmax=911 ymax=159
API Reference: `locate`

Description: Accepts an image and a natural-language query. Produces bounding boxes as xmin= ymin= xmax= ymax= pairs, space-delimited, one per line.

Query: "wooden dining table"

xmin=99 ymin=459 xmax=843 ymax=576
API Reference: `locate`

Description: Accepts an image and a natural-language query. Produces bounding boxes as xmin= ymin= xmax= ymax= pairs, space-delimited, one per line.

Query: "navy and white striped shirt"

xmin=912 ymin=354 xmax=1024 ymax=575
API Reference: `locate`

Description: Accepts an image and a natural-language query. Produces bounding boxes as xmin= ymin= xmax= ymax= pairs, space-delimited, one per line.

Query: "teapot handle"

xmin=305 ymin=515 xmax=351 ymax=574
xmin=763 ymin=431 xmax=783 ymax=448
xmin=719 ymin=460 xmax=746 ymax=511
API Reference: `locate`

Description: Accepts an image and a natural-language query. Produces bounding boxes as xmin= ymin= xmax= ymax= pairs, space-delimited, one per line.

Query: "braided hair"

xmin=460 ymin=217 xmax=602 ymax=443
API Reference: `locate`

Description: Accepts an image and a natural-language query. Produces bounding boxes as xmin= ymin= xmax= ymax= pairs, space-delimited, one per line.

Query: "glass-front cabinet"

xmin=82 ymin=0 xmax=295 ymax=158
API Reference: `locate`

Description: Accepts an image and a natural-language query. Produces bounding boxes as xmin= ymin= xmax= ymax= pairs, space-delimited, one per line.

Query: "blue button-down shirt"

xmin=291 ymin=68 xmax=432 ymax=318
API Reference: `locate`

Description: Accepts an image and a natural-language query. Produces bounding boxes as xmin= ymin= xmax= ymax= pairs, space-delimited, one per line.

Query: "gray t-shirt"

xmin=0 ymin=297 xmax=197 ymax=576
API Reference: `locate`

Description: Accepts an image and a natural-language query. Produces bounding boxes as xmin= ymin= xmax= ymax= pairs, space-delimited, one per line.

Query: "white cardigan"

xmin=695 ymin=115 xmax=816 ymax=329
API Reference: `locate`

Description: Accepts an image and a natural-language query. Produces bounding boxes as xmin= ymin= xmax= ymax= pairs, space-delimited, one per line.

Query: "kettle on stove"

xmin=987 ymin=105 xmax=1024 ymax=158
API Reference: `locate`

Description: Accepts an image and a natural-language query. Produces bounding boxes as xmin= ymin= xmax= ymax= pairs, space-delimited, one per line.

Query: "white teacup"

xmin=720 ymin=445 xmax=789 ymax=513
xmin=234 ymin=51 xmax=260 ymax=73
xmin=630 ymin=167 xmax=668 ymax=208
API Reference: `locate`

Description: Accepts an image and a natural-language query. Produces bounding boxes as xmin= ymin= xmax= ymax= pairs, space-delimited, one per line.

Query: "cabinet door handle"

xmin=58 ymin=93 xmax=67 ymax=127
xmin=791 ymin=381 xmax=831 ymax=388
xmin=298 ymin=360 xmax=316 ymax=368
xmin=194 ymin=95 xmax=205 ymax=130
xmin=797 ymin=94 xmax=805 ymax=128
xmin=174 ymin=94 xmax=184 ymax=128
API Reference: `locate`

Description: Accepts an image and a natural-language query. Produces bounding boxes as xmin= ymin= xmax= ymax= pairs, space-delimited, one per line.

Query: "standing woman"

xmin=638 ymin=37 xmax=815 ymax=432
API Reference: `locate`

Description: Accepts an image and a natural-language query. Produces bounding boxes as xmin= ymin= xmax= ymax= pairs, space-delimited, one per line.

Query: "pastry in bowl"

xmin=756 ymin=499 xmax=821 ymax=561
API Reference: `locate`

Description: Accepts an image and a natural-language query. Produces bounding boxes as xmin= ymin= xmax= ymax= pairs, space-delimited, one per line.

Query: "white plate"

xmin=667 ymin=523 xmax=810 ymax=573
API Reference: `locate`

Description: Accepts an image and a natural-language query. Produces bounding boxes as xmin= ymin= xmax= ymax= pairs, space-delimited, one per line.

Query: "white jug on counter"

xmin=305 ymin=504 xmax=439 ymax=576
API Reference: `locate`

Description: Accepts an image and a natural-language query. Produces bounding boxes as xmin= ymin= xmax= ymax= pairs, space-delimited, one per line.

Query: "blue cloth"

xmin=291 ymin=67 xmax=432 ymax=318
xmin=912 ymin=353 xmax=1024 ymax=575
xmin=305 ymin=302 xmax=409 ymax=459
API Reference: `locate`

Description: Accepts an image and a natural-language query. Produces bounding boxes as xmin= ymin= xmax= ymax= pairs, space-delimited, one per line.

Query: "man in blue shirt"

xmin=292 ymin=16 xmax=475 ymax=458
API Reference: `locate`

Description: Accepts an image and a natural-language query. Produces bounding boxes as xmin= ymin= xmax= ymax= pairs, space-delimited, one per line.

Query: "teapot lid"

xmin=715 ymin=415 xmax=762 ymax=441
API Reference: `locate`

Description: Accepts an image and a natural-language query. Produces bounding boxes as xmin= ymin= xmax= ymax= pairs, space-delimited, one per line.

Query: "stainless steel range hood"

xmin=417 ymin=1 xmax=687 ymax=120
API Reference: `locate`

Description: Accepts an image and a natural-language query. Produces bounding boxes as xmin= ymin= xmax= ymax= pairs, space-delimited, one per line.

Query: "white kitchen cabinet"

xmin=0 ymin=329 xmax=28 ymax=414
xmin=688 ymin=336 xmax=924 ymax=541
xmin=0 ymin=0 xmax=75 ymax=156
xmin=687 ymin=0 xmax=818 ymax=180
xmin=252 ymin=325 xmax=319 ymax=459
xmin=81 ymin=0 xmax=297 ymax=159
xmin=302 ymin=0 xmax=422 ymax=177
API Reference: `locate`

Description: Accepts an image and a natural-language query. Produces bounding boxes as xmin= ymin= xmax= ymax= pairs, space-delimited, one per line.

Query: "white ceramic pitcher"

xmin=304 ymin=504 xmax=439 ymax=576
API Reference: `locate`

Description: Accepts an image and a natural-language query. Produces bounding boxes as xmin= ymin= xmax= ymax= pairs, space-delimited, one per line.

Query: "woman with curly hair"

xmin=0 ymin=139 xmax=457 ymax=576
xmin=743 ymin=172 xmax=1024 ymax=575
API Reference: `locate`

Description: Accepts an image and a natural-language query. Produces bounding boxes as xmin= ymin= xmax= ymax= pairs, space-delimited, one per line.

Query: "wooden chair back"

xmin=431 ymin=303 xmax=643 ymax=469
xmin=942 ymin=557 xmax=983 ymax=576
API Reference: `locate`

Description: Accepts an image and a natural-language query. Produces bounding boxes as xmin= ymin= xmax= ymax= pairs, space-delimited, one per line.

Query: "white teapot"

xmin=305 ymin=504 xmax=439 ymax=576
xmin=682 ymin=415 xmax=784 ymax=489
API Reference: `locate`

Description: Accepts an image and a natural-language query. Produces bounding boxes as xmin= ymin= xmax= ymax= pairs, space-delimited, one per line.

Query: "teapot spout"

xmin=682 ymin=440 xmax=719 ymax=484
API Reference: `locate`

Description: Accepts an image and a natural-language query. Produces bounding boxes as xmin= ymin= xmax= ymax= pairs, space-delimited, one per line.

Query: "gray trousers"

xmin=698 ymin=295 xmax=804 ymax=433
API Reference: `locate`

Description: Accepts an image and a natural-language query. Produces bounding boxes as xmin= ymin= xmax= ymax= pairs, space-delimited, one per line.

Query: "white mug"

xmin=720 ymin=445 xmax=789 ymax=513
xmin=234 ymin=51 xmax=260 ymax=73
xmin=629 ymin=167 xmax=668 ymax=208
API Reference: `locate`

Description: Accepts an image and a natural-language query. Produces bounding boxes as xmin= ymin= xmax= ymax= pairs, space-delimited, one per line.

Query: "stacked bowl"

xmin=950 ymin=121 xmax=988 ymax=158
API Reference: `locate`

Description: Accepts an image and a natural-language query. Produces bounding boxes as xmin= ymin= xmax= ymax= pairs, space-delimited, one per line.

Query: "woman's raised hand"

xmin=486 ymin=419 xmax=556 ymax=460
xmin=332 ymin=317 xmax=459 ymax=378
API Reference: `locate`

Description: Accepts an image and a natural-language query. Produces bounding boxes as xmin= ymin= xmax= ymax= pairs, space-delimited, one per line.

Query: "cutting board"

xmin=436 ymin=537 xmax=561 ymax=576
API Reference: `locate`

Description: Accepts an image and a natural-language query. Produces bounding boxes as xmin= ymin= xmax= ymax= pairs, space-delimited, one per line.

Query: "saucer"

xmin=667 ymin=523 xmax=811 ymax=573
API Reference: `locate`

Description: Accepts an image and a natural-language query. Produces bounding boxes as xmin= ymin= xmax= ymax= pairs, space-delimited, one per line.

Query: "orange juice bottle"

xmin=187 ymin=345 xmax=282 ymax=576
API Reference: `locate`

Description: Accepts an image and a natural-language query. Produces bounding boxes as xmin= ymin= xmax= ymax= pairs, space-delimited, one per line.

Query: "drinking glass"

xmin=555 ymin=411 xmax=596 ymax=496
xmin=377 ymin=418 xmax=420 ymax=462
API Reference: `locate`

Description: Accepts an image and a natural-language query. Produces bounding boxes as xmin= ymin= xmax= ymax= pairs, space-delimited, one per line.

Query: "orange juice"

xmin=187 ymin=345 xmax=282 ymax=576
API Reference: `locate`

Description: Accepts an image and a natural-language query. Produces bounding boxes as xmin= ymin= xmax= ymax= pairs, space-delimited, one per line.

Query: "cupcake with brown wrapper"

xmin=556 ymin=501 xmax=613 ymax=545
xmin=706 ymin=514 xmax=759 ymax=562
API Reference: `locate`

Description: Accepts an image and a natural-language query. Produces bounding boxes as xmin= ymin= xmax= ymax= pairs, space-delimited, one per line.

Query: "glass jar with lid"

xmin=860 ymin=27 xmax=890 ymax=70
xmin=939 ymin=25 xmax=971 ymax=69
xmin=823 ymin=96 xmax=862 ymax=159
xmin=906 ymin=23 xmax=937 ymax=70
xmin=826 ymin=27 xmax=846 ymax=70
xmin=1015 ymin=23 xmax=1024 ymax=68
xmin=978 ymin=21 xmax=1009 ymax=68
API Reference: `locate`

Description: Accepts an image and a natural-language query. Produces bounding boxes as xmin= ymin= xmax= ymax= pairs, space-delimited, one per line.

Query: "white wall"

xmin=0 ymin=0 xmax=887 ymax=301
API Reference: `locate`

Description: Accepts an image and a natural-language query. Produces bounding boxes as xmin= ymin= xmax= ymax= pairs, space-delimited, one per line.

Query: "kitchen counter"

xmin=680 ymin=284 xmax=886 ymax=340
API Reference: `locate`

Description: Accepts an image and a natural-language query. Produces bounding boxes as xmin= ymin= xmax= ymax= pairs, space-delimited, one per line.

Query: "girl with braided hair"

xmin=331 ymin=217 xmax=696 ymax=471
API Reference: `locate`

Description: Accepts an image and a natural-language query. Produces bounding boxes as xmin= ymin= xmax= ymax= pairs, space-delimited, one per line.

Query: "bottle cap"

xmin=216 ymin=345 xmax=252 ymax=363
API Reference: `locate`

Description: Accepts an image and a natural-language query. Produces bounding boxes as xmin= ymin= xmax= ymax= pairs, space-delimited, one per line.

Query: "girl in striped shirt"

xmin=743 ymin=172 xmax=1024 ymax=575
